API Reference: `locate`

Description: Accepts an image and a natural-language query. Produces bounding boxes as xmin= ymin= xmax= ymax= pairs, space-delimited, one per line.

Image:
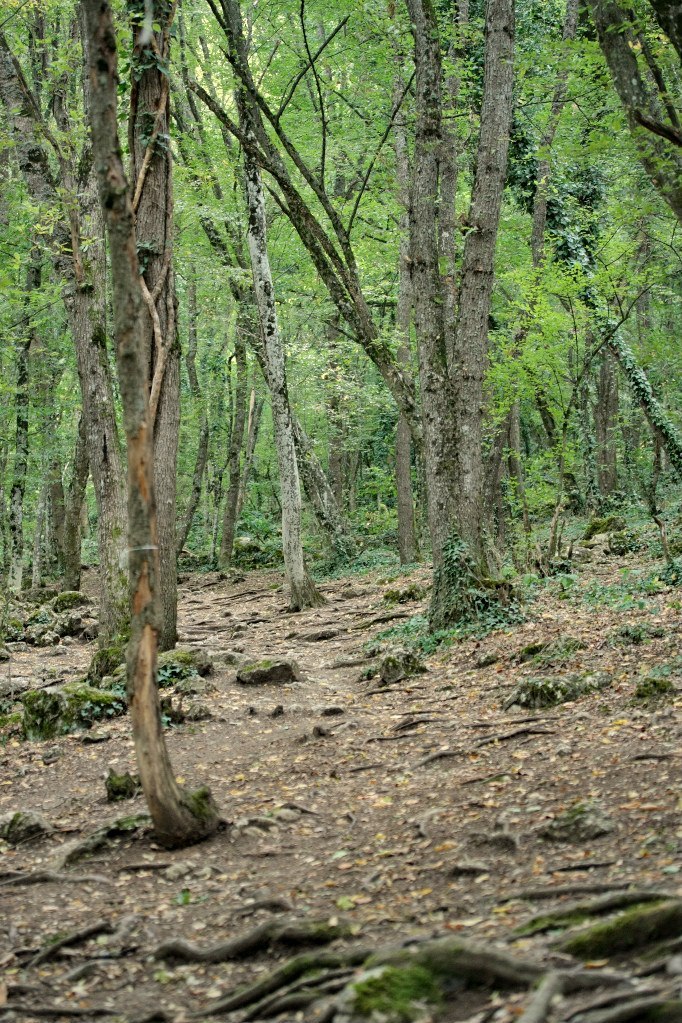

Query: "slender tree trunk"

xmin=452 ymin=0 xmax=515 ymax=566
xmin=241 ymin=144 xmax=324 ymax=610
xmin=32 ymin=478 xmax=47 ymax=588
xmin=508 ymin=402 xmax=531 ymax=532
xmin=83 ymin=0 xmax=219 ymax=848
xmin=8 ymin=251 xmax=39 ymax=593
xmin=393 ymin=58 xmax=418 ymax=566
xmin=49 ymin=457 xmax=66 ymax=575
xmin=236 ymin=392 xmax=264 ymax=521
xmin=63 ymin=414 xmax=89 ymax=591
xmin=129 ymin=0 xmax=180 ymax=651
xmin=595 ymin=351 xmax=618 ymax=495
xmin=291 ymin=416 xmax=355 ymax=561
xmin=220 ymin=321 xmax=249 ymax=568
xmin=177 ymin=275 xmax=209 ymax=555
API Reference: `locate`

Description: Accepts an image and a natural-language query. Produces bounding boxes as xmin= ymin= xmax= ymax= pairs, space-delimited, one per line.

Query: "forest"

xmin=1 ymin=0 xmax=682 ymax=1020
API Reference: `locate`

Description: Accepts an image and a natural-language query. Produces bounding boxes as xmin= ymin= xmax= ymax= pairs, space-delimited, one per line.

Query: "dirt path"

xmin=1 ymin=555 xmax=681 ymax=1021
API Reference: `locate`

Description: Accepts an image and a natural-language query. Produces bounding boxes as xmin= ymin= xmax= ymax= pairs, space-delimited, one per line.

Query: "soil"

xmin=1 ymin=543 xmax=681 ymax=1022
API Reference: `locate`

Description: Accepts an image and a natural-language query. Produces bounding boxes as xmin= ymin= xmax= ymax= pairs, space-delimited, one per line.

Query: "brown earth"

xmin=0 ymin=545 xmax=681 ymax=1022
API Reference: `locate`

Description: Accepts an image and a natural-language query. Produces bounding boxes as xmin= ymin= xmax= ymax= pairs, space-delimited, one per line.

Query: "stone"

xmin=540 ymin=802 xmax=615 ymax=843
xmin=378 ymin=646 xmax=425 ymax=685
xmin=51 ymin=591 xmax=93 ymax=614
xmin=212 ymin=650 xmax=244 ymax=666
xmin=157 ymin=648 xmax=214 ymax=686
xmin=185 ymin=701 xmax=212 ymax=721
xmin=105 ymin=769 xmax=140 ymax=802
xmin=0 ymin=810 xmax=53 ymax=844
xmin=0 ymin=647 xmax=9 ymax=662
xmin=22 ymin=682 xmax=126 ymax=740
xmin=300 ymin=628 xmax=340 ymax=642
xmin=583 ymin=515 xmax=626 ymax=541
xmin=236 ymin=658 xmax=302 ymax=685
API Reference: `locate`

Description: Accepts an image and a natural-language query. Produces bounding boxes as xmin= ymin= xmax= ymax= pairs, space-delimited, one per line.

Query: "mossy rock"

xmin=87 ymin=644 xmax=126 ymax=687
xmin=559 ymin=899 xmax=682 ymax=958
xmin=383 ymin=583 xmax=427 ymax=605
xmin=634 ymin=675 xmax=675 ymax=703
xmin=0 ymin=810 xmax=53 ymax=844
xmin=157 ymin=648 xmax=213 ymax=687
xmin=236 ymin=658 xmax=301 ymax=686
xmin=105 ymin=769 xmax=140 ymax=802
xmin=51 ymin=591 xmax=92 ymax=614
xmin=613 ymin=623 xmax=665 ymax=646
xmin=0 ymin=647 xmax=9 ymax=662
xmin=338 ymin=964 xmax=443 ymax=1022
xmin=583 ymin=515 xmax=626 ymax=541
xmin=517 ymin=636 xmax=586 ymax=667
xmin=503 ymin=672 xmax=611 ymax=710
xmin=608 ymin=529 xmax=643 ymax=556
xmin=22 ymin=682 xmax=126 ymax=740
xmin=22 ymin=586 xmax=59 ymax=605
xmin=379 ymin=646 xmax=426 ymax=685
xmin=540 ymin=801 xmax=615 ymax=843
xmin=5 ymin=618 xmax=24 ymax=641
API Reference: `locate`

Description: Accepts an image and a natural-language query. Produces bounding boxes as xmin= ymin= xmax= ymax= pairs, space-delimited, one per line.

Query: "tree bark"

xmin=128 ymin=0 xmax=181 ymax=651
xmin=595 ymin=351 xmax=619 ymax=495
xmin=453 ymin=0 xmax=515 ymax=566
xmin=82 ymin=0 xmax=219 ymax=849
xmin=177 ymin=274 xmax=209 ymax=556
xmin=241 ymin=142 xmax=324 ymax=610
xmin=63 ymin=415 xmax=89 ymax=592
xmin=220 ymin=318 xmax=250 ymax=568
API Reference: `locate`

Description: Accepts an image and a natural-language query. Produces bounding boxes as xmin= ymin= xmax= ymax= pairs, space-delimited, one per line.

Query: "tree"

xmin=82 ymin=0 xmax=219 ymax=848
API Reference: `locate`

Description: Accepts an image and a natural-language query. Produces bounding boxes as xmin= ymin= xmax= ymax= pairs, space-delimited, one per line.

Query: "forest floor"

xmin=1 ymin=531 xmax=681 ymax=1023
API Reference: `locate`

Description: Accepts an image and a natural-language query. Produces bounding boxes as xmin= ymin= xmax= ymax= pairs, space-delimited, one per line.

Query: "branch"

xmin=299 ymin=0 xmax=327 ymax=183
xmin=633 ymin=108 xmax=682 ymax=147
xmin=277 ymin=15 xmax=350 ymax=118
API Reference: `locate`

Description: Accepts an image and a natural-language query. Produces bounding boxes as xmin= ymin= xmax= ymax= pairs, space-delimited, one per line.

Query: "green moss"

xmin=504 ymin=672 xmax=611 ymax=710
xmin=158 ymin=649 xmax=212 ymax=687
xmin=384 ymin=583 xmax=427 ymax=604
xmin=52 ymin=591 xmax=91 ymax=614
xmin=106 ymin=770 xmax=140 ymax=802
xmin=515 ymin=911 xmax=590 ymax=936
xmin=352 ymin=965 xmax=443 ymax=1022
xmin=647 ymin=1002 xmax=682 ymax=1021
xmin=22 ymin=683 xmax=126 ymax=740
xmin=180 ymin=785 xmax=217 ymax=822
xmin=634 ymin=676 xmax=675 ymax=702
xmin=583 ymin=515 xmax=626 ymax=541
xmin=88 ymin=644 xmax=126 ymax=686
xmin=559 ymin=900 xmax=681 ymax=958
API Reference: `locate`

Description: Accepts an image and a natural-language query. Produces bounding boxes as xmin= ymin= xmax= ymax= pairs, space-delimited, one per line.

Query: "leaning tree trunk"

xmin=241 ymin=145 xmax=324 ymax=610
xmin=452 ymin=0 xmax=515 ymax=567
xmin=83 ymin=0 xmax=219 ymax=849
xmin=129 ymin=0 xmax=181 ymax=651
xmin=62 ymin=414 xmax=89 ymax=591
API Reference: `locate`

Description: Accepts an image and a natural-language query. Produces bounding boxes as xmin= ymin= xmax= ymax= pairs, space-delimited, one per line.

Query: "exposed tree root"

xmin=189 ymin=948 xmax=371 ymax=1017
xmin=517 ymin=892 xmax=672 ymax=937
xmin=508 ymin=884 xmax=641 ymax=902
xmin=155 ymin=917 xmax=351 ymax=963
xmin=518 ymin=971 xmax=565 ymax=1023
xmin=0 ymin=1005 xmax=117 ymax=1018
xmin=29 ymin=920 xmax=115 ymax=967
xmin=0 ymin=870 xmax=110 ymax=888
xmin=577 ymin=997 xmax=682 ymax=1022
xmin=558 ymin=900 xmax=682 ymax=958
xmin=50 ymin=815 xmax=150 ymax=869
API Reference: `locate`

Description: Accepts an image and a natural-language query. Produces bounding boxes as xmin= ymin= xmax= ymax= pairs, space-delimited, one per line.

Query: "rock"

xmin=474 ymin=652 xmax=499 ymax=668
xmin=300 ymin=628 xmax=339 ymax=642
xmin=503 ymin=672 xmax=611 ymax=710
xmin=378 ymin=646 xmax=425 ymax=685
xmin=236 ymin=658 xmax=302 ymax=685
xmin=468 ymin=830 xmax=519 ymax=853
xmin=105 ymin=769 xmax=140 ymax=802
xmin=383 ymin=582 xmax=427 ymax=603
xmin=448 ymin=859 xmax=490 ymax=876
xmin=212 ymin=650 xmax=244 ymax=666
xmin=54 ymin=612 xmax=85 ymax=638
xmin=185 ymin=701 xmax=212 ymax=721
xmin=583 ymin=515 xmax=626 ymax=541
xmin=22 ymin=682 xmax=126 ymax=740
xmin=319 ymin=706 xmax=345 ymax=716
xmin=540 ymin=802 xmax=615 ymax=843
xmin=157 ymin=648 xmax=214 ymax=686
xmin=51 ymin=591 xmax=93 ymax=614
xmin=175 ymin=676 xmax=216 ymax=697
xmin=165 ymin=860 xmax=195 ymax=881
xmin=0 ymin=647 xmax=9 ymax=662
xmin=0 ymin=810 xmax=53 ymax=844
xmin=87 ymin=644 xmax=126 ymax=687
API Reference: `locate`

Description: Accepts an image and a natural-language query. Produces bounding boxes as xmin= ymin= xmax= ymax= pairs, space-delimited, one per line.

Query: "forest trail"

xmin=1 ymin=548 xmax=681 ymax=1022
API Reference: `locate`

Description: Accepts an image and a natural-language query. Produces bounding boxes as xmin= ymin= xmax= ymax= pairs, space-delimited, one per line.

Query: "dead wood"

xmin=154 ymin=917 xmax=350 ymax=963
xmin=518 ymin=971 xmax=565 ymax=1023
xmin=517 ymin=891 xmax=671 ymax=937
xmin=575 ymin=996 xmax=682 ymax=1022
xmin=474 ymin=726 xmax=555 ymax=748
xmin=0 ymin=870 xmax=110 ymax=888
xmin=418 ymin=748 xmax=459 ymax=766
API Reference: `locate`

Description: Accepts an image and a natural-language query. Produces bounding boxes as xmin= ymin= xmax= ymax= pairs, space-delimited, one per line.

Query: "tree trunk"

xmin=63 ymin=414 xmax=89 ymax=592
xmin=49 ymin=457 xmax=66 ymax=576
xmin=8 ymin=251 xmax=39 ymax=593
xmin=452 ymin=0 xmax=515 ymax=566
xmin=177 ymin=275 xmax=209 ymax=556
xmin=241 ymin=143 xmax=324 ymax=610
xmin=595 ymin=351 xmax=618 ymax=495
xmin=129 ymin=0 xmax=181 ymax=651
xmin=32 ymin=478 xmax=47 ymax=588
xmin=83 ymin=0 xmax=219 ymax=849
xmin=220 ymin=320 xmax=249 ymax=568
xmin=236 ymin=392 xmax=264 ymax=522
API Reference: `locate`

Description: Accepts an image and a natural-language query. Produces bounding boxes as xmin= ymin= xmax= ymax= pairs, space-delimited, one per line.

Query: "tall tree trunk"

xmin=393 ymin=56 xmax=419 ymax=566
xmin=49 ymin=457 xmax=66 ymax=575
xmin=177 ymin=275 xmax=209 ymax=555
xmin=8 ymin=250 xmax=39 ymax=593
xmin=406 ymin=0 xmax=460 ymax=585
xmin=83 ymin=0 xmax=219 ymax=848
xmin=291 ymin=416 xmax=355 ymax=561
xmin=236 ymin=391 xmax=264 ymax=521
xmin=595 ymin=351 xmax=619 ymax=495
xmin=32 ymin=478 xmax=47 ymax=588
xmin=129 ymin=0 xmax=180 ymax=651
xmin=63 ymin=415 xmax=89 ymax=591
xmin=241 ymin=144 xmax=324 ymax=610
xmin=452 ymin=0 xmax=515 ymax=566
xmin=220 ymin=319 xmax=249 ymax=568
